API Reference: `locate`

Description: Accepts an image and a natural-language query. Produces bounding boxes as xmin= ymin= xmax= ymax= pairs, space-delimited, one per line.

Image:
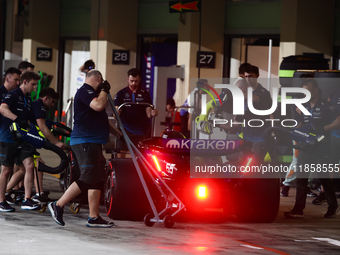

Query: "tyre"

xmin=62 ymin=151 xmax=77 ymax=192
xmin=144 ymin=213 xmax=155 ymax=227
xmin=39 ymin=204 xmax=46 ymax=213
xmin=163 ymin=215 xmax=174 ymax=228
xmin=233 ymin=178 xmax=280 ymax=223
xmin=70 ymin=203 xmax=80 ymax=213
xmin=104 ymin=158 xmax=152 ymax=221
xmin=62 ymin=161 xmax=71 ymax=191
xmin=58 ymin=173 xmax=65 ymax=192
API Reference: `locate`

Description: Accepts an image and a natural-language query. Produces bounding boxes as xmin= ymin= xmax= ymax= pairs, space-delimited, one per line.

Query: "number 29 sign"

xmin=112 ymin=50 xmax=130 ymax=65
xmin=36 ymin=47 xmax=52 ymax=61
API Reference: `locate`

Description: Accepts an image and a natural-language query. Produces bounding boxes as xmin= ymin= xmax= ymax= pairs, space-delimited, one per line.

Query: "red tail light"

xmin=197 ymin=185 xmax=207 ymax=199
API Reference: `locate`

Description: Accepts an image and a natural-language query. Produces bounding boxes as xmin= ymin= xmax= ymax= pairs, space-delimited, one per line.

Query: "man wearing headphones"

xmin=1 ymin=68 xmax=21 ymax=100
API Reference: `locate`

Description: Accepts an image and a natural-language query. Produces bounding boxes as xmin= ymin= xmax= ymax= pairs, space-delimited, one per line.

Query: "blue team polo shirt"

xmin=301 ymin=99 xmax=340 ymax=140
xmin=30 ymin=99 xmax=46 ymax=125
xmin=0 ymin=85 xmax=9 ymax=125
xmin=237 ymin=83 xmax=272 ymax=142
xmin=70 ymin=83 xmax=109 ymax=145
xmin=329 ymin=88 xmax=340 ymax=138
xmin=114 ymin=86 xmax=152 ymax=135
xmin=0 ymin=85 xmax=8 ymax=100
xmin=0 ymin=87 xmax=32 ymax=143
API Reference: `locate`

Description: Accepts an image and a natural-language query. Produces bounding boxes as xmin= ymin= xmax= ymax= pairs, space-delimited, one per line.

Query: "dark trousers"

xmin=330 ymin=135 xmax=340 ymax=189
xmin=294 ymin=144 xmax=338 ymax=212
xmin=180 ymin=113 xmax=190 ymax=138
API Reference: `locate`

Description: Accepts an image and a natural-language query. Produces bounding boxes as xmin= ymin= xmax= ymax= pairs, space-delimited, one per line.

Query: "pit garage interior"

xmin=2 ymin=0 xmax=340 ymax=254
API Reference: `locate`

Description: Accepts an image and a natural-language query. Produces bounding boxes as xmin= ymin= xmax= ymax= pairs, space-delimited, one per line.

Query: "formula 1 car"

xmin=103 ymin=131 xmax=282 ymax=223
xmin=103 ymin=104 xmax=283 ymax=224
xmin=104 ymin=91 xmax=332 ymax=225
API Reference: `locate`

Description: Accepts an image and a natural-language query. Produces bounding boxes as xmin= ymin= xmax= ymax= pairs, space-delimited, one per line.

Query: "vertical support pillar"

xmin=229 ymin=38 xmax=247 ymax=78
xmin=22 ymin=0 xmax=60 ymax=89
xmin=279 ymin=0 xmax=335 ymax=64
xmin=175 ymin=0 xmax=225 ymax=106
xmin=153 ymin=66 xmax=184 ymax=136
xmin=90 ymin=0 xmax=138 ymax=97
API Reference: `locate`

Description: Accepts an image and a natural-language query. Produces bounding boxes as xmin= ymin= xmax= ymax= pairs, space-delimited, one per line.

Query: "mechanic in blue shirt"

xmin=280 ymin=74 xmax=317 ymax=198
xmin=48 ymin=69 xmax=114 ymax=227
xmin=234 ymin=65 xmax=272 ymax=159
xmin=30 ymin=88 xmax=66 ymax=149
xmin=0 ymin=68 xmax=22 ymax=205
xmin=18 ymin=61 xmax=35 ymax=73
xmin=5 ymin=88 xmax=66 ymax=202
xmin=323 ymin=87 xmax=340 ymax=201
xmin=284 ymin=79 xmax=340 ymax=219
xmin=0 ymin=71 xmax=40 ymax=212
xmin=12 ymin=62 xmax=35 ymax=200
xmin=329 ymin=87 xmax=340 ymax=165
xmin=114 ymin=68 xmax=157 ymax=156
xmin=1 ymin=67 xmax=21 ymax=101
xmin=243 ymin=65 xmax=272 ymax=142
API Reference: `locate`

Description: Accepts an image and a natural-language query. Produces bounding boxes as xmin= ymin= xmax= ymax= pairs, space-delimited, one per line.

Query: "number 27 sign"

xmin=196 ymin=51 xmax=216 ymax=69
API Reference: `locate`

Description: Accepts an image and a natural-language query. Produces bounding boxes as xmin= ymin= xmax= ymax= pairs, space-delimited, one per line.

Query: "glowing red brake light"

xmin=197 ymin=186 xmax=207 ymax=199
xmin=152 ymin=155 xmax=161 ymax=172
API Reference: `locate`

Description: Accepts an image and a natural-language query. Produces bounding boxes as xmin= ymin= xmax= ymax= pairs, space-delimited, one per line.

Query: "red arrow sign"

xmin=170 ymin=1 xmax=200 ymax=12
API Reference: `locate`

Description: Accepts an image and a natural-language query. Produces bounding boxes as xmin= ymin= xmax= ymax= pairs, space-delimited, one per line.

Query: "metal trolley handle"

xmin=117 ymin=102 xmax=154 ymax=111
xmin=116 ymin=102 xmax=155 ymax=136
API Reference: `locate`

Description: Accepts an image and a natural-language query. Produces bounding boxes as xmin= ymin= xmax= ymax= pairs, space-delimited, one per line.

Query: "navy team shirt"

xmin=0 ymin=87 xmax=32 ymax=143
xmin=114 ymin=86 xmax=152 ymax=135
xmin=236 ymin=83 xmax=272 ymax=142
xmin=0 ymin=85 xmax=9 ymax=125
xmin=30 ymin=98 xmax=47 ymax=125
xmin=70 ymin=83 xmax=109 ymax=145
xmin=329 ymin=88 xmax=340 ymax=138
xmin=301 ymin=99 xmax=340 ymax=140
xmin=0 ymin=85 xmax=8 ymax=100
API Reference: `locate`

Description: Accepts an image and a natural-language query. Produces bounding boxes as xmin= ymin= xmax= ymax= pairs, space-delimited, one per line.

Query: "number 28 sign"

xmin=196 ymin=51 xmax=216 ymax=69
xmin=112 ymin=50 xmax=130 ymax=65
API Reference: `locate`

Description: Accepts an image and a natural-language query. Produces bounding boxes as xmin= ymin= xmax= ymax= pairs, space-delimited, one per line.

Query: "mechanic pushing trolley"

xmin=48 ymin=70 xmax=114 ymax=227
xmin=114 ymin=68 xmax=158 ymax=156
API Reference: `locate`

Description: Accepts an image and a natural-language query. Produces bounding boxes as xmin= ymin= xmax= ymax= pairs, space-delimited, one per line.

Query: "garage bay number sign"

xmin=197 ymin=51 xmax=216 ymax=69
xmin=36 ymin=47 xmax=52 ymax=61
xmin=112 ymin=50 xmax=130 ymax=65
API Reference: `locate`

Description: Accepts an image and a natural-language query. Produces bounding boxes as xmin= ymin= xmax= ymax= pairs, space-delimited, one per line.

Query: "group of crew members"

xmin=1 ymin=59 xmax=339 ymax=229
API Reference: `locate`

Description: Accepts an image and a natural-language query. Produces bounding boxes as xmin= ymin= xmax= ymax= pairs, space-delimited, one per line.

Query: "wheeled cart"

xmin=104 ymin=96 xmax=186 ymax=228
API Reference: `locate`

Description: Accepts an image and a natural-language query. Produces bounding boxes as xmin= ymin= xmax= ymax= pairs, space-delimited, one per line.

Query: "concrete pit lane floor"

xmin=1 ymin=150 xmax=340 ymax=255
